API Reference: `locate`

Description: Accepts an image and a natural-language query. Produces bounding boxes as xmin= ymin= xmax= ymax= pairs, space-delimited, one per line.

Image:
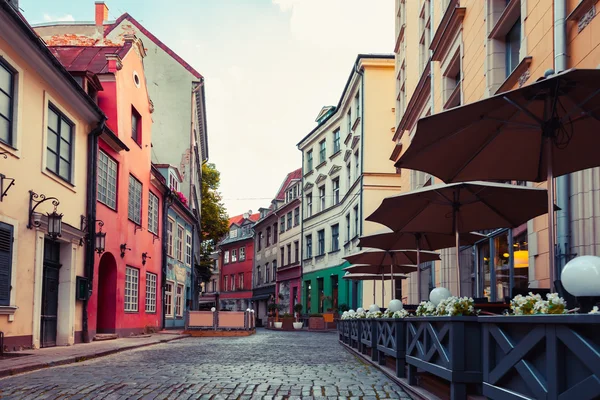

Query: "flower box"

xmin=359 ymin=319 xmax=378 ymax=360
xmin=480 ymin=314 xmax=600 ymax=400
xmin=376 ymin=319 xmax=407 ymax=378
xmin=349 ymin=319 xmax=362 ymax=350
xmin=406 ymin=316 xmax=482 ymax=399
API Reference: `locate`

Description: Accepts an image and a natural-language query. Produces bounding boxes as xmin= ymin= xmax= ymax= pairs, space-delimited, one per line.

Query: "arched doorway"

xmin=97 ymin=252 xmax=117 ymax=333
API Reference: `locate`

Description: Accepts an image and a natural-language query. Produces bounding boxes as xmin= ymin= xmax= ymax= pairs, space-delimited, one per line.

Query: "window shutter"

xmin=0 ymin=222 xmax=14 ymax=306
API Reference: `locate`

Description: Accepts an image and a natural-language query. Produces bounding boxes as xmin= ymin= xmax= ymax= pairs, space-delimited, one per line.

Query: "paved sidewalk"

xmin=0 ymin=331 xmax=187 ymax=378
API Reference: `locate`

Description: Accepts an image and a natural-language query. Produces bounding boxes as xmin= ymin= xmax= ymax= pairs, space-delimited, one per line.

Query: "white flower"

xmin=392 ymin=309 xmax=409 ymax=318
xmin=589 ymin=306 xmax=599 ymax=315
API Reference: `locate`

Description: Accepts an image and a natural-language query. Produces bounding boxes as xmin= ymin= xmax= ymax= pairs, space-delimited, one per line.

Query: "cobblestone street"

xmin=0 ymin=330 xmax=411 ymax=400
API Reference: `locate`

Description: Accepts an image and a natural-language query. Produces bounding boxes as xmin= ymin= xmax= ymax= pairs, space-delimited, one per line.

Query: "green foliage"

xmin=338 ymin=304 xmax=350 ymax=312
xmin=309 ymin=313 xmax=323 ymax=317
xmin=294 ymin=303 xmax=303 ymax=313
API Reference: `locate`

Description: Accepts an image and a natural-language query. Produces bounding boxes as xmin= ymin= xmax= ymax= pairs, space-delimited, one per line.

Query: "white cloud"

xmin=42 ymin=13 xmax=75 ymax=22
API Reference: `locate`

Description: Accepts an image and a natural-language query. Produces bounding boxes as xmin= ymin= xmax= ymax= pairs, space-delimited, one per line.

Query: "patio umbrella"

xmin=343 ymin=272 xmax=408 ymax=305
xmin=343 ymin=249 xmax=439 ymax=302
xmin=358 ymin=230 xmax=487 ymax=301
xmin=366 ymin=181 xmax=550 ymax=296
xmin=395 ymin=68 xmax=600 ymax=287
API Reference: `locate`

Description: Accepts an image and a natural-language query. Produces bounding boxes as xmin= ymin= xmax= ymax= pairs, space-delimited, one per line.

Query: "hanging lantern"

xmin=47 ymin=211 xmax=63 ymax=239
xmin=95 ymin=230 xmax=106 ymax=255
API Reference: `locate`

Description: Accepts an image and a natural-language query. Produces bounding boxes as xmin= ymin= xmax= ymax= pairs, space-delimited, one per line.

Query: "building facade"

xmin=156 ymin=165 xmax=196 ymax=329
xmin=252 ymin=208 xmax=278 ymax=325
xmin=33 ymin=1 xmax=208 ymax=304
xmin=393 ymin=0 xmax=600 ymax=303
xmin=0 ymin=1 xmax=105 ymax=349
xmin=197 ymin=248 xmax=219 ymax=310
xmin=273 ymin=169 xmax=303 ymax=314
xmin=297 ymin=54 xmax=400 ymax=313
xmin=218 ymin=212 xmax=258 ymax=311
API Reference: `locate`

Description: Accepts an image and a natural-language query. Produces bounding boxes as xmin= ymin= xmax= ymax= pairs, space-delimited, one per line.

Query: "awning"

xmin=198 ymin=299 xmax=216 ymax=304
xmin=251 ymin=294 xmax=271 ymax=301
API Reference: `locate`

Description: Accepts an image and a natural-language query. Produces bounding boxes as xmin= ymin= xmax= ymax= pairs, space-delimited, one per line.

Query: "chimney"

xmin=95 ymin=1 xmax=109 ymax=26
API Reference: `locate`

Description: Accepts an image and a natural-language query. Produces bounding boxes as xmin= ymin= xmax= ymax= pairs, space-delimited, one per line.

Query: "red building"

xmin=50 ymin=36 xmax=163 ymax=339
xmin=219 ymin=212 xmax=259 ymax=311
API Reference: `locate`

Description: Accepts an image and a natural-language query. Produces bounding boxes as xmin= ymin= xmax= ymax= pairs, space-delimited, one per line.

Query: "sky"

xmin=21 ymin=0 xmax=395 ymax=217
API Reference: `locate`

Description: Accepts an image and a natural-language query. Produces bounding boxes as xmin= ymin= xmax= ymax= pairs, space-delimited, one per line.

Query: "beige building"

xmin=297 ymin=54 xmax=400 ymax=312
xmin=393 ymin=0 xmax=600 ymax=303
xmin=0 ymin=1 xmax=105 ymax=349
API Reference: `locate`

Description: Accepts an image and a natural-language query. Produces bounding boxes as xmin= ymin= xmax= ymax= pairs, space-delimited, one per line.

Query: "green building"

xmin=302 ymin=261 xmax=362 ymax=314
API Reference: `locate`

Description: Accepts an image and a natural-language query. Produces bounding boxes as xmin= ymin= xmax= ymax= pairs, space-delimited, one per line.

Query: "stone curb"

xmin=0 ymin=335 xmax=189 ymax=379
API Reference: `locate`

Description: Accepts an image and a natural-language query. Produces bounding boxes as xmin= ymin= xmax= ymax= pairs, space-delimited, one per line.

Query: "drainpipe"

xmin=554 ymin=0 xmax=570 ymax=278
xmin=82 ymin=118 xmax=106 ymax=344
xmin=161 ymin=189 xmax=173 ymax=330
xmin=190 ymin=224 xmax=196 ymax=311
xmin=300 ymin=150 xmax=305 ymax=312
xmin=356 ymin=60 xmax=365 ymax=307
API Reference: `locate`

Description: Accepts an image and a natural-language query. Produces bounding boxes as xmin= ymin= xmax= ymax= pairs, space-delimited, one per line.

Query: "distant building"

xmin=197 ymin=247 xmax=220 ymax=310
xmin=218 ymin=212 xmax=259 ymax=311
xmin=252 ymin=207 xmax=278 ymax=325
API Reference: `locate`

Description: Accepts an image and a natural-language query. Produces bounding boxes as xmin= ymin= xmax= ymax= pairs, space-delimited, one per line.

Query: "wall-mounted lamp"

xmin=142 ymin=252 xmax=151 ymax=265
xmin=80 ymin=216 xmax=106 ymax=255
xmin=28 ymin=190 xmax=62 ymax=240
xmin=120 ymin=243 xmax=131 ymax=258
xmin=0 ymin=173 xmax=15 ymax=202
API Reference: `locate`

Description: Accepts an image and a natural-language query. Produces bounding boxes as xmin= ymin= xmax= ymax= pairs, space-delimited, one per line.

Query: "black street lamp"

xmin=80 ymin=217 xmax=106 ymax=255
xmin=142 ymin=252 xmax=151 ymax=265
xmin=28 ymin=190 xmax=62 ymax=239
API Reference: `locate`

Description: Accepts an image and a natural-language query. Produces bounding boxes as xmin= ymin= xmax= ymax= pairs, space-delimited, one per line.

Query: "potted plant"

xmin=267 ymin=302 xmax=279 ymax=328
xmin=281 ymin=312 xmax=295 ymax=330
xmin=293 ymin=303 xmax=303 ymax=329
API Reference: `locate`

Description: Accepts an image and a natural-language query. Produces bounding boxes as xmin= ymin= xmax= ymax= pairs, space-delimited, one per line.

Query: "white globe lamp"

xmin=368 ymin=304 xmax=380 ymax=312
xmin=429 ymin=287 xmax=452 ymax=306
xmin=348 ymin=309 xmax=356 ymax=315
xmin=210 ymin=307 xmax=216 ymax=312
xmin=356 ymin=307 xmax=365 ymax=313
xmin=388 ymin=299 xmax=403 ymax=312
xmin=562 ymin=255 xmax=600 ymax=312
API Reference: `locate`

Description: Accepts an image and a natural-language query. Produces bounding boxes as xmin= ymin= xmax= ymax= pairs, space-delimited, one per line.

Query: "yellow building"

xmin=0 ymin=1 xmax=105 ymax=349
xmin=394 ymin=0 xmax=600 ymax=303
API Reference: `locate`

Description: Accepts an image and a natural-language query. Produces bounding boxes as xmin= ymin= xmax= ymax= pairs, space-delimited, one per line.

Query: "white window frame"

xmin=145 ymin=272 xmax=157 ymax=313
xmin=97 ymin=150 xmax=117 ymax=209
xmin=128 ymin=175 xmax=143 ymax=225
xmin=239 ymin=246 xmax=246 ymax=261
xmin=239 ymin=273 xmax=244 ymax=289
xmin=165 ymin=281 xmax=174 ymax=317
xmin=319 ymin=186 xmax=326 ymax=211
xmin=231 ymin=248 xmax=237 ymax=263
xmin=176 ymin=284 xmax=184 ymax=316
xmin=176 ymin=224 xmax=184 ymax=261
xmin=185 ymin=231 xmax=192 ymax=266
xmin=148 ymin=191 xmax=159 ymax=235
xmin=124 ymin=266 xmax=139 ymax=312
xmin=167 ymin=218 xmax=175 ymax=257
xmin=224 ymin=250 xmax=230 ymax=264
xmin=169 ymin=172 xmax=179 ymax=192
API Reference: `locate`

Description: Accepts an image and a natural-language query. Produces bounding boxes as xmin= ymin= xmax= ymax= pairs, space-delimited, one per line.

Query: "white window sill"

xmin=0 ymin=305 xmax=18 ymax=317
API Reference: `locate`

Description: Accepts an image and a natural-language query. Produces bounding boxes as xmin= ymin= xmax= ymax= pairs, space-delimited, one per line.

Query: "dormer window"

xmin=169 ymin=172 xmax=180 ymax=192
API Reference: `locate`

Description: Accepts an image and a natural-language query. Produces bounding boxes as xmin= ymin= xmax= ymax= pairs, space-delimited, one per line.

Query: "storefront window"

xmin=494 ymin=233 xmax=510 ymax=301
xmin=513 ymin=231 xmax=529 ymax=292
xmin=480 ymin=241 xmax=491 ymax=301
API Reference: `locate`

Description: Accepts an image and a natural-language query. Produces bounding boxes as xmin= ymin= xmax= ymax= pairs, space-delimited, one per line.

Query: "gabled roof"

xmin=228 ymin=212 xmax=260 ymax=227
xmin=48 ymin=44 xmax=131 ymax=74
xmin=274 ymin=168 xmax=302 ymax=201
xmin=104 ymin=13 xmax=202 ymax=79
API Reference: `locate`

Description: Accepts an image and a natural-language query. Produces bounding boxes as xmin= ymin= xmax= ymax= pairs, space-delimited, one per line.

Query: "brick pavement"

xmin=0 ymin=329 xmax=412 ymax=399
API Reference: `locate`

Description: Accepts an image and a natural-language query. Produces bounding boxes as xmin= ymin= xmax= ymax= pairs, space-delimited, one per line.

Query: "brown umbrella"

xmin=344 ymin=264 xmax=417 ymax=274
xmin=343 ymin=272 xmax=408 ymax=305
xmin=358 ymin=230 xmax=486 ymax=301
xmin=395 ymin=69 xmax=600 ymax=286
xmin=366 ymin=181 xmax=550 ymax=296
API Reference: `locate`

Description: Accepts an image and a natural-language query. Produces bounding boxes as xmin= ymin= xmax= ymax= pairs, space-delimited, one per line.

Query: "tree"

xmin=196 ymin=163 xmax=229 ymax=288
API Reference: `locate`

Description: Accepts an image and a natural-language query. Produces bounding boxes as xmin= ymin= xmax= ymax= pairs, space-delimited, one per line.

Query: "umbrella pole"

xmin=373 ymin=279 xmax=376 ymax=305
xmin=547 ymin=138 xmax=556 ymax=292
xmin=390 ymin=264 xmax=394 ymax=300
xmin=452 ymin=196 xmax=462 ymax=297
xmin=416 ymin=235 xmax=421 ymax=303
xmin=381 ymin=274 xmax=385 ymax=306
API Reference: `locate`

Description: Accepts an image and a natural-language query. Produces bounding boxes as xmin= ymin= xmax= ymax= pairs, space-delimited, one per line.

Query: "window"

xmin=505 ymin=18 xmax=521 ymax=77
xmin=125 ymin=266 xmax=139 ymax=312
xmin=176 ymin=225 xmax=184 ymax=261
xmin=257 ymin=231 xmax=263 ymax=251
xmin=355 ymin=92 xmax=360 ymax=117
xmin=317 ymin=230 xmax=325 ymax=256
xmin=347 ymin=163 xmax=351 ymax=187
xmin=280 ymin=246 xmax=285 ymax=266
xmin=307 ymin=150 xmax=313 ymax=171
xmin=319 ymin=186 xmax=326 ymax=211
xmin=307 ymin=192 xmax=313 ymax=217
xmin=224 ymin=250 xmax=230 ymax=264
xmin=165 ymin=282 xmax=174 ymax=316
xmin=145 ymin=272 xmax=157 ymax=313
xmin=333 ymin=178 xmax=340 ymax=205
xmin=239 ymin=273 xmax=244 ymax=289
xmin=231 ymin=248 xmax=237 ymax=263
xmin=287 ymin=243 xmax=292 ymax=265
xmin=0 ymin=59 xmax=15 ymax=145
xmin=212 ymin=279 xmax=216 ymax=292
xmin=354 ymin=151 xmax=360 ymax=176
xmin=148 ymin=192 xmax=159 ymax=234
xmin=46 ymin=105 xmax=74 ymax=182
xmin=257 ymin=266 xmax=261 ymax=285
xmin=176 ymin=284 xmax=184 ymax=316
xmin=443 ymin=52 xmax=462 ymax=109
xmin=279 ymin=217 xmax=285 ymax=233
xmin=294 ymin=207 xmax=300 ymax=226
xmin=273 ymin=224 xmax=278 ymax=243
xmin=223 ymin=275 xmax=228 ymax=291
xmin=266 ymin=227 xmax=271 ymax=246
xmin=128 ymin=175 xmax=142 ymax=225
xmin=169 ymin=172 xmax=179 ymax=192
xmin=185 ymin=231 xmax=192 ymax=266
xmin=419 ymin=0 xmax=431 ymax=72
xmin=319 ymin=140 xmax=326 ymax=163
xmin=239 ymin=246 xmax=246 ymax=261
xmin=97 ymin=151 xmax=117 ymax=209
xmin=231 ymin=274 xmax=236 ymax=291
xmin=131 ymin=106 xmax=141 ymax=144
xmin=265 ymin=263 xmax=270 ymax=283
xmin=272 ymin=263 xmax=276 ymax=282
xmin=287 ymin=212 xmax=292 ymax=230
xmin=331 ymin=224 xmax=339 ymax=252
xmin=354 ymin=205 xmax=359 ymax=237
xmin=0 ymin=222 xmax=14 ymax=306
xmin=294 ymin=241 xmax=299 ymax=263
xmin=346 ymin=214 xmax=351 ymax=242
xmin=333 ymin=129 xmax=340 ymax=153
xmin=347 ymin=109 xmax=352 ymax=134
xmin=306 ymin=234 xmax=312 ymax=258
xmin=167 ymin=218 xmax=175 ymax=257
